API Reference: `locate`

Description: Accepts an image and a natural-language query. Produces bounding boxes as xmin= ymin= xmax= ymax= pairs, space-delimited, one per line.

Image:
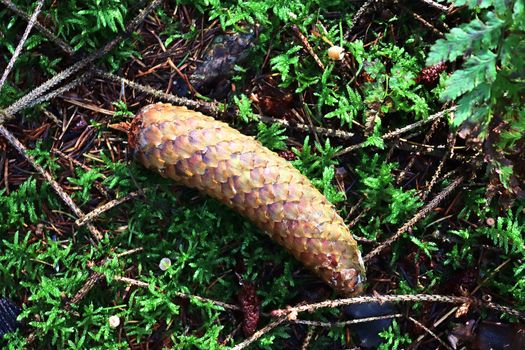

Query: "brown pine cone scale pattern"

xmin=129 ymin=103 xmax=365 ymax=295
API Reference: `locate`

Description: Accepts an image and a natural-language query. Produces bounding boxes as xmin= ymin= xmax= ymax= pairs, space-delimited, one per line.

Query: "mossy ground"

xmin=0 ymin=1 xmax=523 ymax=349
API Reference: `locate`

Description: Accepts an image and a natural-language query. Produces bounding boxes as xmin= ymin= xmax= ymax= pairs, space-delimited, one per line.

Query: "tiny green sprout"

xmin=112 ymin=100 xmax=134 ymax=118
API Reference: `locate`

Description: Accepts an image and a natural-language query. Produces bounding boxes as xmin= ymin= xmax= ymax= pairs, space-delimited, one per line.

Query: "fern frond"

xmin=256 ymin=122 xmax=288 ymax=151
xmin=426 ymin=13 xmax=504 ymax=65
xmin=441 ymin=51 xmax=497 ymax=101
xmin=453 ymin=84 xmax=491 ymax=126
xmin=484 ymin=209 xmax=525 ymax=257
xmin=450 ymin=0 xmax=495 ymax=9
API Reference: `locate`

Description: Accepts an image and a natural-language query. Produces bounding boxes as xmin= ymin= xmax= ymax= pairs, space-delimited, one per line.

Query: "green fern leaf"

xmin=514 ymin=0 xmax=525 ymax=28
xmin=440 ymin=51 xmax=497 ymax=101
xmin=450 ymin=0 xmax=495 ymax=8
xmin=270 ymin=46 xmax=302 ymax=86
xmin=484 ymin=210 xmax=525 ymax=257
xmin=426 ymin=13 xmax=504 ymax=65
xmin=453 ymin=85 xmax=491 ymax=126
xmin=256 ymin=122 xmax=288 ymax=151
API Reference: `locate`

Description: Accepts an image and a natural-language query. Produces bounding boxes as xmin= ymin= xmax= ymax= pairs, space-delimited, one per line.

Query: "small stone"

xmin=159 ymin=257 xmax=172 ymax=271
xmin=0 ymin=298 xmax=21 ymax=338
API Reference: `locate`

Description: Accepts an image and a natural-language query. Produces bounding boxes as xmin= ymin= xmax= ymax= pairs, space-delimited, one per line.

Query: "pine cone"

xmin=128 ymin=103 xmax=366 ymax=295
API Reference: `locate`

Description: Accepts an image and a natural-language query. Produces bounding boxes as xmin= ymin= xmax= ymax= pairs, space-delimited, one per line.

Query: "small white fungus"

xmin=159 ymin=257 xmax=172 ymax=271
xmin=327 ymin=46 xmax=345 ymax=60
xmin=109 ymin=315 xmax=120 ymax=328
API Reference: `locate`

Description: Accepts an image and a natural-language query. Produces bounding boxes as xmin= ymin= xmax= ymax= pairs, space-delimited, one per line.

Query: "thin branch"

xmin=113 ymin=276 xmax=150 ymax=287
xmin=173 ymin=291 xmax=241 ymax=312
xmin=53 ymin=148 xmax=110 ymax=198
xmin=64 ymin=248 xmax=145 ymax=311
xmin=76 ymin=191 xmax=142 ymax=226
xmin=271 ymin=294 xmax=525 ymax=321
xmin=29 ymin=252 xmax=136 ymax=344
xmin=96 ymin=69 xmax=356 ymax=140
xmin=336 ymin=107 xmax=455 ymax=157
xmin=65 ymin=271 xmax=105 ymax=309
xmin=0 ymin=0 xmax=74 ymax=54
xmin=231 ymin=316 xmax=288 ymax=350
xmin=112 ymin=276 xmax=241 ymax=311
xmin=293 ymin=313 xmax=403 ymax=327
xmin=0 ymin=0 xmax=45 ymax=92
xmin=2 ymin=50 xmax=97 ymax=118
xmin=408 ymin=9 xmax=443 ymax=37
xmin=99 ymin=73 xmax=456 ymax=156
xmin=407 ymin=316 xmax=453 ymax=350
xmin=0 ymin=0 xmax=163 ymax=121
xmin=397 ymin=139 xmax=444 ymax=156
xmin=94 ymin=69 xmax=223 ymax=115
xmin=235 ymin=293 xmax=523 ymax=349
xmin=292 ymin=24 xmax=325 ymax=70
xmin=418 ymin=0 xmax=450 ymax=12
xmin=365 ymin=176 xmax=464 ymax=262
xmin=22 ymin=73 xmax=92 ymax=112
xmin=345 ymin=0 xmax=377 ymax=36
xmin=0 ymin=125 xmax=102 ymax=241
xmin=116 ymin=247 xmax=144 ymax=257
xmin=260 ymin=115 xmax=355 ymax=140
xmin=398 ymin=116 xmax=443 ymax=183
xmin=300 ymin=327 xmax=314 ymax=350
xmin=420 ymin=132 xmax=456 ymax=201
xmin=383 ymin=108 xmax=454 ymax=140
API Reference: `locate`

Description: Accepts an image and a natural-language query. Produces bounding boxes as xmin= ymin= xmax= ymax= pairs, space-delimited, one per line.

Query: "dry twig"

xmin=336 ymin=107 xmax=455 ymax=157
xmin=94 ymin=69 xmax=222 ymax=115
xmin=0 ymin=0 xmax=74 ymax=54
xmin=397 ymin=112 xmax=446 ymax=183
xmin=300 ymin=327 xmax=314 ymax=350
xmin=407 ymin=316 xmax=453 ymax=350
xmin=345 ymin=0 xmax=377 ymax=36
xmin=0 ymin=0 xmax=163 ymax=120
xmin=96 ymin=69 xmax=357 ymax=140
xmin=365 ymin=176 xmax=464 ymax=261
xmin=293 ymin=313 xmax=403 ymax=328
xmin=66 ymin=271 xmax=105 ymax=309
xmin=292 ymin=25 xmax=325 ymax=70
xmin=0 ymin=125 xmax=102 ymax=241
xmin=236 ymin=293 xmax=523 ymax=349
xmin=420 ymin=132 xmax=456 ymax=201
xmin=0 ymin=0 xmax=45 ymax=91
xmin=419 ymin=0 xmax=450 ymax=11
xmin=231 ymin=316 xmax=289 ymax=350
xmin=112 ymin=276 xmax=241 ymax=311
xmin=76 ymin=191 xmax=142 ymax=226
xmin=271 ymin=294 xmax=525 ymax=320
xmin=23 ymin=74 xmax=92 ymax=112
xmin=408 ymin=9 xmax=443 ymax=37
xmin=62 ymin=248 xmax=146 ymax=312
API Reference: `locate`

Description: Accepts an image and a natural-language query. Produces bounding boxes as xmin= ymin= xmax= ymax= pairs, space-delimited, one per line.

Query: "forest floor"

xmin=0 ymin=0 xmax=524 ymax=349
